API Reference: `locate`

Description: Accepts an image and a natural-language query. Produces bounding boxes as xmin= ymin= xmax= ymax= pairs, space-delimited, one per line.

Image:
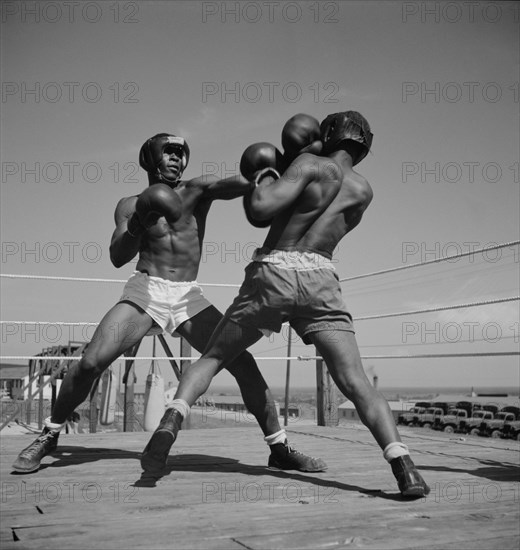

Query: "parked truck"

xmin=397 ymin=406 xmax=427 ymax=426
xmin=419 ymin=407 xmax=444 ymax=429
xmin=434 ymin=408 xmax=469 ymax=433
xmin=501 ymin=419 xmax=520 ymax=440
xmin=479 ymin=411 xmax=518 ymax=438
xmin=431 ymin=401 xmax=456 ymax=415
xmin=461 ymin=410 xmax=495 ymax=435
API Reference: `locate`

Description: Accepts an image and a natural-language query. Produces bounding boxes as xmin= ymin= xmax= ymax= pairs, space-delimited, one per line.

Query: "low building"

xmin=0 ymin=364 xmax=29 ymax=399
xmin=199 ymin=395 xmax=280 ymax=417
xmin=339 ymin=399 xmax=417 ymax=423
xmin=279 ymin=404 xmax=301 ymax=419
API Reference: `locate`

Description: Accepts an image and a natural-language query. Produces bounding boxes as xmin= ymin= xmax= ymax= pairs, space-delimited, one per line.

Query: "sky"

xmin=0 ymin=0 xmax=519 ymax=393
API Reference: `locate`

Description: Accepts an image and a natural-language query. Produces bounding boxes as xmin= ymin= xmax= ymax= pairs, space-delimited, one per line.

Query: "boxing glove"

xmin=281 ymin=113 xmax=322 ymax=161
xmin=131 ymin=184 xmax=182 ymax=233
xmin=240 ymin=142 xmax=283 ymax=185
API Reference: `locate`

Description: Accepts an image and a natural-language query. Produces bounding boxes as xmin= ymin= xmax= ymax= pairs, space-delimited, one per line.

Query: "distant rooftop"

xmin=0 ymin=364 xmax=30 ymax=379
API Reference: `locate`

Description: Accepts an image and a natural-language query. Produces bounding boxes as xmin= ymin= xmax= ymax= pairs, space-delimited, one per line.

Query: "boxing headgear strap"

xmin=320 ymin=112 xmax=373 ymax=165
xmin=139 ymin=133 xmax=190 ymax=182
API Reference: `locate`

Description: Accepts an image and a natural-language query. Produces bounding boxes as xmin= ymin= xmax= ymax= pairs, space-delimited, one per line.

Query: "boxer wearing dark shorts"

xmin=145 ymin=112 xmax=430 ymax=498
xmin=225 ymin=248 xmax=354 ymax=343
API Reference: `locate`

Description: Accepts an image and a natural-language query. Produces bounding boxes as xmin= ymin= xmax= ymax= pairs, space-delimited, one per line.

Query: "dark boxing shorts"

xmin=224 ymin=248 xmax=355 ymax=344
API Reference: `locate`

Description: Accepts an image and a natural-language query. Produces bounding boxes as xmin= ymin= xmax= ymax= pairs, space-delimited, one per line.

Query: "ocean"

xmin=207 ymin=385 xmax=519 ymax=401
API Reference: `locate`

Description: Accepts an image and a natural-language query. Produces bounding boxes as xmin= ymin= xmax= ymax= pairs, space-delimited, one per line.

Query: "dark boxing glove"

xmin=240 ymin=142 xmax=283 ymax=228
xmin=281 ymin=113 xmax=322 ymax=162
xmin=240 ymin=142 xmax=283 ymax=185
xmin=128 ymin=184 xmax=182 ymax=235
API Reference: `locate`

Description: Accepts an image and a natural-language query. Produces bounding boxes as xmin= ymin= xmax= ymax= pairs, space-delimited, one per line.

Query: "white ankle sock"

xmin=383 ymin=442 xmax=409 ymax=462
xmin=264 ymin=429 xmax=287 ymax=446
xmin=44 ymin=417 xmax=65 ymax=432
xmin=383 ymin=441 xmax=410 ymax=462
xmin=166 ymin=399 xmax=191 ymax=419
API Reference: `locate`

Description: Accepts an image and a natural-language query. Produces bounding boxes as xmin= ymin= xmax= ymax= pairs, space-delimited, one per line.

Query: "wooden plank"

xmin=5 ymin=500 xmax=519 ymax=550
xmin=1 ymin=426 xmax=518 ymax=550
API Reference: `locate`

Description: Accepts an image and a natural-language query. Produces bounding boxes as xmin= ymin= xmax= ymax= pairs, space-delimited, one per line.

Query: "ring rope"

xmin=355 ymin=295 xmax=519 ymax=321
xmin=2 ymin=295 xmax=517 ymax=327
xmin=0 ymin=273 xmax=241 ymax=288
xmin=1 ymin=351 xmax=518 ymax=362
xmin=0 ymin=321 xmax=98 ymax=326
xmin=339 ymin=240 xmax=519 ymax=283
xmin=1 ymin=239 xmax=517 ymax=288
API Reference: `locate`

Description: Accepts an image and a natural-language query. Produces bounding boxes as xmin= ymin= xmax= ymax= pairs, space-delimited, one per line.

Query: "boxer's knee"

xmin=77 ymin=351 xmax=109 ymax=379
xmin=227 ymin=351 xmax=263 ymax=383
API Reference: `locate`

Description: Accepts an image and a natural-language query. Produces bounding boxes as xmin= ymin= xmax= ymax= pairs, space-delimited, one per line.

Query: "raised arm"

xmin=109 ymin=196 xmax=141 ymax=268
xmin=249 ymin=154 xmax=337 ymax=221
xmin=109 ymin=184 xmax=182 ymax=267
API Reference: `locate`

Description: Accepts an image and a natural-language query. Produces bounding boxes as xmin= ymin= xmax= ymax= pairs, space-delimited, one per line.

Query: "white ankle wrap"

xmin=264 ymin=429 xmax=286 ymax=446
xmin=44 ymin=417 xmax=65 ymax=432
xmin=383 ymin=442 xmax=409 ymax=462
xmin=167 ymin=399 xmax=191 ymax=419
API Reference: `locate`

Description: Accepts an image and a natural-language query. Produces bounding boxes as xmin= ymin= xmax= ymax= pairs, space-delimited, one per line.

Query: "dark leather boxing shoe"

xmin=268 ymin=440 xmax=328 ymax=472
xmin=391 ymin=455 xmax=430 ymax=498
xmin=140 ymin=408 xmax=183 ymax=473
xmin=12 ymin=427 xmax=60 ymax=473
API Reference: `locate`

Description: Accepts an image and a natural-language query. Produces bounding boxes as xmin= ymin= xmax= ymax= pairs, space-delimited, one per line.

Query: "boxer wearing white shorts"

xmin=119 ymin=271 xmax=212 ymax=336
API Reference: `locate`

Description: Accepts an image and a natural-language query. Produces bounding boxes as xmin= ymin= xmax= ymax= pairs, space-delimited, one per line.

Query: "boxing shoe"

xmin=12 ymin=427 xmax=60 ymax=473
xmin=268 ymin=440 xmax=328 ymax=472
xmin=141 ymin=408 xmax=183 ymax=472
xmin=390 ymin=455 xmax=430 ymax=498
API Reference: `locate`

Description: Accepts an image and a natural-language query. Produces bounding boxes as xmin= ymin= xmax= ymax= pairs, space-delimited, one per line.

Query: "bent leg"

xmin=309 ymin=330 xmax=429 ymax=496
xmin=141 ymin=315 xmax=262 ymax=473
xmin=13 ymin=301 xmax=155 ymax=474
xmin=167 ymin=307 xmax=327 ymax=473
xmin=174 ymin=315 xmax=263 ymax=406
xmin=51 ymin=301 xmax=155 ymax=423
xmin=309 ymin=330 xmax=400 ymax=449
xmin=176 ymin=306 xmax=279 ymax=435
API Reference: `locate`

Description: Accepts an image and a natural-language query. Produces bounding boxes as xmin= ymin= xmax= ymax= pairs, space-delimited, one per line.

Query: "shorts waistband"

xmin=131 ymin=271 xmax=199 ymax=287
xmin=251 ymin=248 xmax=335 ymax=271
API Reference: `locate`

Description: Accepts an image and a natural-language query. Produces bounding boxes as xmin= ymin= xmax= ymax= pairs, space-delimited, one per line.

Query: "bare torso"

xmin=262 ymin=155 xmax=372 ymax=258
xmin=116 ymin=179 xmax=212 ymax=281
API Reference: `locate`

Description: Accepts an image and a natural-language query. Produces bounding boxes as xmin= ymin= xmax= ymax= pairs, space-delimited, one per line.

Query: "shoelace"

xmin=286 ymin=445 xmax=321 ymax=462
xmin=19 ymin=432 xmax=56 ymax=458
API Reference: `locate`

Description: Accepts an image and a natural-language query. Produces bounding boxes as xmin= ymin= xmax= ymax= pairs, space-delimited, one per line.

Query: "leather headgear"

xmin=320 ymin=112 xmax=373 ymax=165
xmin=139 ymin=133 xmax=190 ymax=182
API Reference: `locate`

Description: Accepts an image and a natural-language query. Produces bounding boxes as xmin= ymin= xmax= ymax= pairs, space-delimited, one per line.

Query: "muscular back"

xmin=261 ymin=154 xmax=372 ymax=259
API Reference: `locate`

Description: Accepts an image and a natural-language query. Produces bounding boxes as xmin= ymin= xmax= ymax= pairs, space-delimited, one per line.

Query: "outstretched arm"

xmin=190 ymin=174 xmax=252 ymax=201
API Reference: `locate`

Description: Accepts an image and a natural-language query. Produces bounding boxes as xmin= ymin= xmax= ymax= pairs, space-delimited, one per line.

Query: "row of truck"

xmin=397 ymin=400 xmax=520 ymax=440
